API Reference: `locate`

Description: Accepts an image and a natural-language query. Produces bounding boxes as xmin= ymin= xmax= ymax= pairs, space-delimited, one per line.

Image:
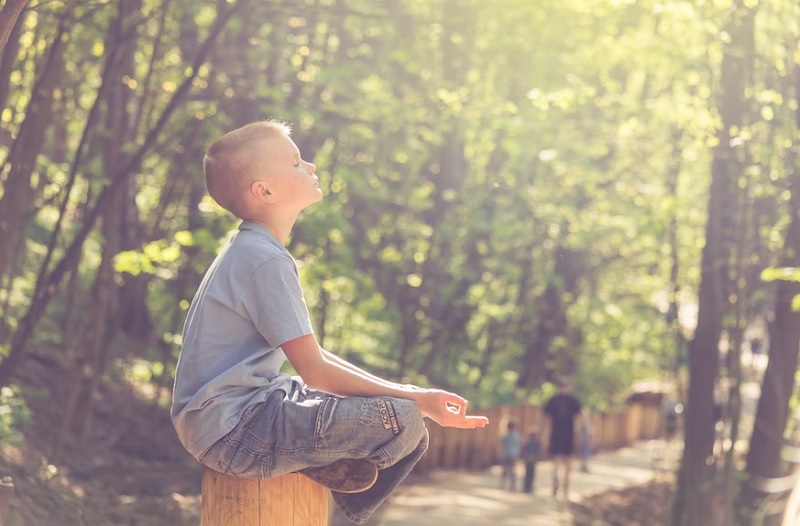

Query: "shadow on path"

xmin=376 ymin=441 xmax=668 ymax=526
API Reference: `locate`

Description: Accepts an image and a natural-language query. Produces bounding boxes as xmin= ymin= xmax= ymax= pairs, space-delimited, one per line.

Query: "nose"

xmin=307 ymin=161 xmax=316 ymax=174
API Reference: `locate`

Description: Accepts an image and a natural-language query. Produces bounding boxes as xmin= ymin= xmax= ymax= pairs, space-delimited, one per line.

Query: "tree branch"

xmin=0 ymin=0 xmax=248 ymax=387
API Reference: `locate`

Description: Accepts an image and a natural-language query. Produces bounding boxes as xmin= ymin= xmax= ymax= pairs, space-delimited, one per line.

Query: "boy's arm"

xmin=320 ymin=348 xmax=414 ymax=391
xmin=282 ymin=334 xmax=488 ymax=429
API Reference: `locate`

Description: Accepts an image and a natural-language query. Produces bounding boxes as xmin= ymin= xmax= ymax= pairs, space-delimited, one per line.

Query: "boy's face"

xmin=252 ymin=132 xmax=322 ymax=211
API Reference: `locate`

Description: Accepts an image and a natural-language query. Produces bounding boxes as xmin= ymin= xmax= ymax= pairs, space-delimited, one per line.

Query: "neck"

xmin=246 ymin=212 xmax=298 ymax=245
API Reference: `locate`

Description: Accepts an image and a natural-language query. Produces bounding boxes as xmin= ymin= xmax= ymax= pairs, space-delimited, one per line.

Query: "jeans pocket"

xmin=203 ymin=403 xmax=270 ymax=478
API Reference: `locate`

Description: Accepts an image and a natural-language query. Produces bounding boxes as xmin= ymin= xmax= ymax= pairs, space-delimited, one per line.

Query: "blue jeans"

xmin=199 ymin=378 xmax=429 ymax=525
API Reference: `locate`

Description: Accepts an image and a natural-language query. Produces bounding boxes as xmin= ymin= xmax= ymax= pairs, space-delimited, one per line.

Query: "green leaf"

xmin=174 ymin=230 xmax=194 ymax=247
xmin=113 ymin=250 xmax=149 ymax=276
xmin=761 ymin=267 xmax=800 ymax=283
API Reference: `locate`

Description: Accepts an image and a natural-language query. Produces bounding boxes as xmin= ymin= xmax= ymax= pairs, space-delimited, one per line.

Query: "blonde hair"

xmin=203 ymin=120 xmax=291 ymax=216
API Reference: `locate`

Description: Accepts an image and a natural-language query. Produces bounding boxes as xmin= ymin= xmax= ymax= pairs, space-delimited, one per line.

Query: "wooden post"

xmin=0 ymin=478 xmax=13 ymax=526
xmin=625 ymin=404 xmax=642 ymax=443
xmin=201 ymin=470 xmax=329 ymax=526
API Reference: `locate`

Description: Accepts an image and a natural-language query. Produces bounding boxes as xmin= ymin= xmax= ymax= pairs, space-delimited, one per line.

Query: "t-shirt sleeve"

xmin=239 ymin=255 xmax=314 ymax=347
xmin=544 ymin=397 xmax=554 ymax=417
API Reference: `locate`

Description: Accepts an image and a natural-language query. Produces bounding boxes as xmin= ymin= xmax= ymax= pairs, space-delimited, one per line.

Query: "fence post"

xmin=201 ymin=470 xmax=329 ymax=526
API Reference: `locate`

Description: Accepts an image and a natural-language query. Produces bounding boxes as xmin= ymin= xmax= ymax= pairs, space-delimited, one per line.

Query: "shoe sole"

xmin=299 ymin=458 xmax=379 ymax=494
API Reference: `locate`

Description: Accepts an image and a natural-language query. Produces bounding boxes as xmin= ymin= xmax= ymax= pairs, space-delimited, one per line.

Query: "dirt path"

xmin=375 ymin=441 xmax=673 ymax=526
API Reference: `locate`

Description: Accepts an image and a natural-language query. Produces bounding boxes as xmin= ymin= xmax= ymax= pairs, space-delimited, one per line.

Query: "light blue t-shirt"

xmin=171 ymin=221 xmax=314 ymax=460
xmin=501 ymin=431 xmax=521 ymax=460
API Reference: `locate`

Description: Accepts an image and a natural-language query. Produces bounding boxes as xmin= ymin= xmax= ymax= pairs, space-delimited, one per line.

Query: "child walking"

xmin=522 ymin=430 xmax=541 ymax=493
xmin=170 ymin=120 xmax=488 ymax=525
xmin=500 ymin=421 xmax=521 ymax=490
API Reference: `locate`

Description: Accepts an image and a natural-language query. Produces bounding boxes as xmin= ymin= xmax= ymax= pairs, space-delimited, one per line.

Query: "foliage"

xmin=0 ymin=385 xmax=31 ymax=445
xmin=0 ymin=0 xmax=798 ymax=415
xmin=761 ymin=267 xmax=800 ymax=311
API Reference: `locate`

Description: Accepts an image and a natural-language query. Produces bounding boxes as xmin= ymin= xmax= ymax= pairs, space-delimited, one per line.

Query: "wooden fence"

xmin=417 ymin=402 xmax=663 ymax=471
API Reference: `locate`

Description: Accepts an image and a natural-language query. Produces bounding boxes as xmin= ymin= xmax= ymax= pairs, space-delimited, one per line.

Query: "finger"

xmin=444 ymin=392 xmax=468 ymax=407
xmin=447 ymin=397 xmax=469 ymax=416
xmin=443 ymin=414 xmax=488 ymax=429
xmin=449 ymin=418 xmax=488 ymax=429
xmin=445 ymin=402 xmax=464 ymax=415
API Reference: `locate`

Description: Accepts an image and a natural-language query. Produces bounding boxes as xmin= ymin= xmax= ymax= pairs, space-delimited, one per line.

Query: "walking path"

xmin=376 ymin=441 xmax=676 ymax=526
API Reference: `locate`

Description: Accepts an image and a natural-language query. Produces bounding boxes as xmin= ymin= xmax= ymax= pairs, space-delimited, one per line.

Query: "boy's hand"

xmin=414 ymin=389 xmax=489 ymax=429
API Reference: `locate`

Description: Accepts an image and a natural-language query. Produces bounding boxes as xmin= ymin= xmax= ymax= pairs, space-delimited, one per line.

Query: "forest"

xmin=0 ymin=0 xmax=799 ymax=524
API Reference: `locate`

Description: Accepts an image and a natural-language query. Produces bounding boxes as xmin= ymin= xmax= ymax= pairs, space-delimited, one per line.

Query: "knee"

xmin=397 ymin=400 xmax=428 ymax=446
xmin=392 ymin=398 xmax=427 ymax=450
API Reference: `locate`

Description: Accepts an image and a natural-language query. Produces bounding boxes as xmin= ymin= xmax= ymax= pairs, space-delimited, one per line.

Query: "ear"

xmin=250 ymin=180 xmax=276 ymax=204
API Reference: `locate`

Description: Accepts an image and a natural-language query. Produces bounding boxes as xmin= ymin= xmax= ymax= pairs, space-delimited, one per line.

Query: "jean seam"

xmin=333 ymin=494 xmax=367 ymax=525
xmin=313 ymin=396 xmax=327 ymax=450
xmin=218 ymin=401 xmax=274 ymax=476
xmin=236 ymin=401 xmax=270 ymax=447
xmin=221 ymin=433 xmax=273 ymax=475
xmin=375 ymin=446 xmax=395 ymax=468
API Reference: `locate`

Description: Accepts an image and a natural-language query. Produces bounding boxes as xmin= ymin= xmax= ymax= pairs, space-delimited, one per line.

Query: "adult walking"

xmin=544 ymin=378 xmax=582 ymax=499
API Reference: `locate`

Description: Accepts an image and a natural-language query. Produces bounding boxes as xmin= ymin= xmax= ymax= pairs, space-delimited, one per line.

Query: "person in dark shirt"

xmin=544 ymin=378 xmax=582 ymax=499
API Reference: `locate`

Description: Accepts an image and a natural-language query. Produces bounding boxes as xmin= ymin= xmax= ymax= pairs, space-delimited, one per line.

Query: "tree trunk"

xmin=721 ymin=127 xmax=760 ymax=525
xmin=55 ymin=0 xmax=141 ymax=449
xmin=738 ymin=187 xmax=800 ymax=524
xmin=670 ymin=169 xmax=726 ymax=526
xmin=0 ymin=4 xmax=24 ymax=115
xmin=517 ymin=243 xmax=584 ymax=389
xmin=0 ymin=0 xmax=29 ymax=58
xmin=738 ymin=29 xmax=800 ymax=524
xmin=0 ymin=19 xmax=67 ymax=281
xmin=671 ymin=4 xmax=755 ymax=525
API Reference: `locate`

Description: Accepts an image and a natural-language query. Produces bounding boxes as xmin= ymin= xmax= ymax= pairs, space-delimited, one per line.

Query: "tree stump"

xmin=201 ymin=470 xmax=329 ymax=526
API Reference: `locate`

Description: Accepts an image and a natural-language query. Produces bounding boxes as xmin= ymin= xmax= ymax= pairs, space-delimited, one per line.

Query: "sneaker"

xmin=298 ymin=458 xmax=378 ymax=494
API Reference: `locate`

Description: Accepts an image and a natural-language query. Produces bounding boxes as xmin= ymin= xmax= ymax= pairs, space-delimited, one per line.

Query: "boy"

xmin=521 ymin=430 xmax=541 ymax=493
xmin=500 ymin=421 xmax=521 ymax=491
xmin=170 ymin=120 xmax=488 ymax=525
